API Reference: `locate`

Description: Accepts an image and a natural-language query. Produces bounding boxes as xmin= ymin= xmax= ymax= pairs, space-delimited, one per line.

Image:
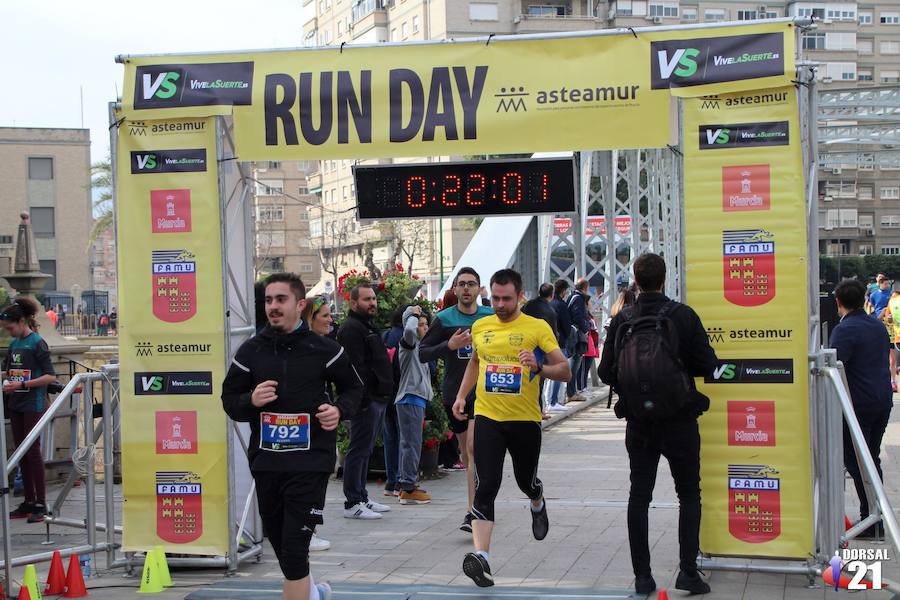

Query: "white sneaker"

xmin=309 ymin=534 xmax=331 ymax=551
xmin=316 ymin=582 xmax=332 ymax=599
xmin=548 ymin=404 xmax=568 ymax=412
xmin=365 ymin=500 xmax=392 ymax=513
xmin=343 ymin=502 xmax=383 ymax=519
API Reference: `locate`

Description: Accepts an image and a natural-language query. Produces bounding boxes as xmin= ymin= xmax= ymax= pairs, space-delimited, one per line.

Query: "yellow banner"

xmin=116 ymin=117 xmax=229 ymax=554
xmin=683 ymin=87 xmax=812 ymax=558
xmin=119 ymin=22 xmax=795 ymax=159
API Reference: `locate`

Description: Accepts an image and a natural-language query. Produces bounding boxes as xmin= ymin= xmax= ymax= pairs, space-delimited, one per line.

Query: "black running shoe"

xmin=459 ymin=512 xmax=474 ymax=533
xmin=531 ymin=500 xmax=549 ymax=541
xmin=675 ymin=570 xmax=711 ymax=595
xmin=462 ymin=552 xmax=494 ymax=587
xmin=27 ymin=504 xmax=47 ymax=524
xmin=9 ymin=502 xmax=32 ymax=520
xmin=635 ymin=574 xmax=656 ymax=594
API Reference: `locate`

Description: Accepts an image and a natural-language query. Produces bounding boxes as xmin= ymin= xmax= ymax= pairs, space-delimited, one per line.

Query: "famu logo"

xmin=705 ymin=359 xmax=794 ymax=384
xmin=134 ymin=62 xmax=253 ymax=110
xmin=651 ymin=33 xmax=784 ymax=89
xmin=134 ymin=371 xmax=213 ymax=395
xmin=700 ymin=122 xmax=789 ymax=150
xmin=130 ymin=149 xmax=207 ymax=174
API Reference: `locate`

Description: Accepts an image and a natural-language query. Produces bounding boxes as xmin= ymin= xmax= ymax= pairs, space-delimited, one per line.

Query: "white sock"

xmin=477 ymin=550 xmax=490 ymax=562
xmin=531 ymin=498 xmax=545 ymax=513
xmin=308 ymin=574 xmax=320 ymax=600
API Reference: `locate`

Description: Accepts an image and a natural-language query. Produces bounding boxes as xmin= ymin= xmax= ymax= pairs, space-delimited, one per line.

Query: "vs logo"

xmin=141 ymin=375 xmax=165 ymax=393
xmin=657 ymin=48 xmax=700 ymax=79
xmin=134 ymin=153 xmax=158 ymax=171
xmin=142 ymin=69 xmax=184 ymax=101
xmin=706 ymin=128 xmax=730 ymax=145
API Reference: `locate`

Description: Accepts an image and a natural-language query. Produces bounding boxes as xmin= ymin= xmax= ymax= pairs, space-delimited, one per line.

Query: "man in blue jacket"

xmin=830 ymin=278 xmax=894 ymax=539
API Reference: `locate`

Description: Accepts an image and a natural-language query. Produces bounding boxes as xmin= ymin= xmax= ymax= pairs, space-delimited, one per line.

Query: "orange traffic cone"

xmin=44 ymin=551 xmax=66 ymax=594
xmin=657 ymin=588 xmax=669 ymax=600
xmin=845 ymin=515 xmax=853 ymax=531
xmin=62 ymin=555 xmax=87 ymax=598
xmin=15 ymin=586 xmax=30 ymax=600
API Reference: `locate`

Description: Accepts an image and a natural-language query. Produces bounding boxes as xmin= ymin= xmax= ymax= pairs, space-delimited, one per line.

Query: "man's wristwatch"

xmin=19 ymin=381 xmax=27 ymax=391
xmin=534 ymin=363 xmax=543 ymax=375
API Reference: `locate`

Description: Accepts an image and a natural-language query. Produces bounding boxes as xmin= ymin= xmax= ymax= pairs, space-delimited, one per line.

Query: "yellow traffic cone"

xmin=153 ymin=546 xmax=172 ymax=588
xmin=22 ymin=565 xmax=42 ymax=600
xmin=137 ymin=549 xmax=163 ymax=594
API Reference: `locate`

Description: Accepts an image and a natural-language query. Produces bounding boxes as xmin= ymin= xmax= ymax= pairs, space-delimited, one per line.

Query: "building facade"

xmin=0 ymin=128 xmax=92 ymax=296
xmin=302 ymin=0 xmax=900 ymax=279
xmin=252 ymin=160 xmax=322 ymax=287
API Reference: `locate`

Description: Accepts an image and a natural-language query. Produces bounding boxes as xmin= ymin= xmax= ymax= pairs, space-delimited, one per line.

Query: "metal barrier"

xmin=0 ymin=364 xmax=120 ymax=587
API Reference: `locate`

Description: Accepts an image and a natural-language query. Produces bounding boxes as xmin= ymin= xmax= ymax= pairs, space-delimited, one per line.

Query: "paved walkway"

xmin=6 ymin=388 xmax=900 ymax=598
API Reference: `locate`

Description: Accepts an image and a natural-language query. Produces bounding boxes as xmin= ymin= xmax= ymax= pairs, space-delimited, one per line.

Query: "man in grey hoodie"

xmin=396 ymin=304 xmax=433 ymax=505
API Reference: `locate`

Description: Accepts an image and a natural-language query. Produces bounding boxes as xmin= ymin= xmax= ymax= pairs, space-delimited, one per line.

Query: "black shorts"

xmin=444 ymin=398 xmax=475 ymax=435
xmin=254 ymin=471 xmax=329 ymax=580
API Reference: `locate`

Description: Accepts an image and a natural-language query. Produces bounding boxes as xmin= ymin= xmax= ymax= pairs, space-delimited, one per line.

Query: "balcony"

xmin=513 ymin=13 xmax=604 ymax=33
xmin=307 ymin=171 xmax=322 ymax=193
xmin=351 ymin=0 xmax=391 ymax=24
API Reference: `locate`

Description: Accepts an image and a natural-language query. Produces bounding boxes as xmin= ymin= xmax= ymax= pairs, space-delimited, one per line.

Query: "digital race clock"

xmin=353 ymin=157 xmax=577 ymax=221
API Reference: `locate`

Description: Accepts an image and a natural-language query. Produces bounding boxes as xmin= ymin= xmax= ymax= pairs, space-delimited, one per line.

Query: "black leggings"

xmin=472 ymin=416 xmax=543 ymax=522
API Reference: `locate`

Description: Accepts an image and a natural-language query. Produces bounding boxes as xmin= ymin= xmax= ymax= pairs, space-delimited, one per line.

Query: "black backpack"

xmin=612 ymin=302 xmax=692 ymax=421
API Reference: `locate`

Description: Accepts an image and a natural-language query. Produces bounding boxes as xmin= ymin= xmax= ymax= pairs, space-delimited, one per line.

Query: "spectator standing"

xmin=566 ymin=278 xmax=591 ymax=402
xmin=109 ymin=307 xmax=118 ymax=335
xmin=395 ymin=305 xmax=433 ymax=505
xmin=2 ymin=297 xmax=57 ymax=523
xmin=381 ymin=307 xmax=406 ymax=499
xmin=337 ymin=284 xmax=395 ymax=520
xmin=45 ymin=306 xmax=57 ymax=329
xmin=830 ymin=279 xmax=894 ymax=539
xmin=548 ymin=280 xmax=573 ymax=410
xmin=598 ymin=253 xmax=718 ymax=596
xmin=523 ymin=283 xmax=558 ymax=413
xmin=98 ymin=311 xmax=109 ymax=336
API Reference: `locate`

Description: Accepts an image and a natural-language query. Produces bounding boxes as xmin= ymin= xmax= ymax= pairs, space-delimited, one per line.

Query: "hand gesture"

xmin=518 ymin=350 xmax=538 ymax=371
xmin=452 ymin=396 xmax=469 ymax=421
xmin=448 ymin=328 xmax=472 ymax=351
xmin=251 ymin=380 xmax=278 ymax=407
xmin=2 ymin=381 xmax=20 ymax=394
xmin=316 ymin=403 xmax=341 ymax=431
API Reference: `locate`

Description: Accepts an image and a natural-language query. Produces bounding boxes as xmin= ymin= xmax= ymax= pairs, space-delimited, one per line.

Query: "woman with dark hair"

xmin=1 ymin=297 xmax=56 ymax=523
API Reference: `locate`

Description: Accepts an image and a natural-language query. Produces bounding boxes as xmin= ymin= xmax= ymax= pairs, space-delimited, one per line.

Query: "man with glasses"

xmin=420 ymin=267 xmax=493 ymax=532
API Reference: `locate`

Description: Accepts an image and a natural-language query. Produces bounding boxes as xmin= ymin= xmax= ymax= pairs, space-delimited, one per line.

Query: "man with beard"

xmin=420 ymin=267 xmax=494 ymax=532
xmin=222 ymin=273 xmax=363 ymax=600
xmin=452 ymin=269 xmax=571 ymax=587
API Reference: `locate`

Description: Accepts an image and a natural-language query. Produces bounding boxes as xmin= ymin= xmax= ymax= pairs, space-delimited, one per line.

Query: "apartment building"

xmin=252 ymin=160 xmax=322 ymax=286
xmin=302 ymin=0 xmax=900 ymax=278
xmin=0 ymin=128 xmax=92 ymax=295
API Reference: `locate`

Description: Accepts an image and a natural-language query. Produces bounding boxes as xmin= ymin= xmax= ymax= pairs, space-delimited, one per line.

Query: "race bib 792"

xmin=260 ymin=412 xmax=310 ymax=451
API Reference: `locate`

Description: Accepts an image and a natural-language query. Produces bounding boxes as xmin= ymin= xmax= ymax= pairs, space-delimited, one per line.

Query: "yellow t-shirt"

xmin=472 ymin=313 xmax=560 ymax=423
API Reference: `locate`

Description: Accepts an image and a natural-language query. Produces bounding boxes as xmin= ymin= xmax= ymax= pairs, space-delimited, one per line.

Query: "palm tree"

xmin=89 ymin=157 xmax=113 ymax=245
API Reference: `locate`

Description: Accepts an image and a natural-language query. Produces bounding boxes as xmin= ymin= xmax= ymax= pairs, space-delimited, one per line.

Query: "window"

xmin=310 ymin=220 xmax=323 ymax=237
xmin=257 ymin=179 xmax=284 ymax=196
xmin=528 ymin=5 xmax=566 ymax=16
xmin=857 ymin=39 xmax=873 ymax=54
xmin=883 ymin=245 xmax=900 ymax=255
xmin=826 ymin=32 xmax=856 ymax=51
xmin=798 ymin=7 xmax=825 ymax=19
xmin=859 ymin=185 xmax=874 ymax=200
xmin=882 ymin=70 xmax=900 ymax=83
xmin=859 ymin=244 xmax=874 ymax=255
xmin=882 ymin=12 xmax=900 ymax=24
xmin=342 ymin=185 xmax=348 ymax=199
xmin=763 ymin=10 xmax=778 ymax=19
xmin=39 ymin=260 xmax=57 ymax=292
xmin=0 ymin=235 xmax=12 ymax=245
xmin=859 ymin=11 xmax=872 ymax=24
xmin=298 ymin=185 xmax=309 ymax=195
xmin=299 ymin=209 xmax=309 ymax=221
xmin=300 ymin=263 xmax=314 ymax=273
xmin=825 ymin=62 xmax=856 ymax=81
xmin=304 ymin=30 xmax=316 ymax=47
xmin=469 ymin=2 xmax=499 ymax=20
xmin=28 ymin=157 xmax=53 ymax=180
xmin=859 ymin=214 xmax=874 ymax=228
xmin=401 ymin=22 xmax=408 ymax=38
xmin=412 ymin=15 xmax=420 ymax=32
xmin=827 ymin=209 xmax=841 ymax=229
xmin=818 ymin=209 xmax=827 ymax=228
xmin=257 ymin=206 xmax=285 ymax=222
xmin=882 ymin=186 xmax=900 ymax=200
xmin=704 ymin=8 xmax=725 ymax=21
xmin=649 ymin=4 xmax=678 ymax=17
xmin=681 ymin=7 xmax=697 ymax=21
xmin=298 ymin=237 xmax=310 ymax=248
xmin=257 ymin=231 xmax=286 ymax=247
xmin=802 ymin=33 xmax=825 ymax=50
xmin=337 ymin=19 xmax=345 ymax=34
xmin=840 ymin=209 xmax=858 ymax=227
xmin=859 ymin=69 xmax=874 ymax=81
xmin=881 ymin=215 xmax=900 ymax=228
xmin=260 ymin=257 xmax=284 ymax=271
xmin=860 ymin=153 xmax=875 ymax=170
xmin=390 ymin=27 xmax=397 ymax=41
xmin=881 ymin=40 xmax=900 ymax=54
xmin=30 ymin=207 xmax=54 ymax=237
xmin=737 ymin=10 xmax=757 ymax=20
xmin=267 ymin=161 xmax=281 ymax=170
xmin=826 ymin=8 xmax=855 ymax=20
xmin=825 ymin=181 xmax=856 ymax=197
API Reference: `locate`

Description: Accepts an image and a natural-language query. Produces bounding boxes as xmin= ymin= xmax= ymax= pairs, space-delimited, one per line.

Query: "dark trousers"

xmin=343 ymin=401 xmax=387 ymax=508
xmin=566 ymin=352 xmax=583 ymax=397
xmin=843 ymin=404 xmax=892 ymax=519
xmin=626 ymin=419 xmax=701 ymax=576
xmin=472 ymin=417 xmax=543 ymax=522
xmin=383 ymin=402 xmax=400 ymax=491
xmin=10 ymin=410 xmax=46 ymax=506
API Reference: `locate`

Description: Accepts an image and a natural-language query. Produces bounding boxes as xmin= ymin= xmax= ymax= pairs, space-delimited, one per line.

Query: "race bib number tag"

xmin=485 ymin=364 xmax=522 ymax=395
xmin=260 ymin=412 xmax=310 ymax=451
xmin=8 ymin=369 xmax=31 ymax=393
xmin=457 ymin=344 xmax=473 ymax=359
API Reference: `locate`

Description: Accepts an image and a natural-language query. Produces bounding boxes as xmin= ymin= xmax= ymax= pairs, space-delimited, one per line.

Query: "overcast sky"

xmin=2 ymin=1 xmax=307 ymax=163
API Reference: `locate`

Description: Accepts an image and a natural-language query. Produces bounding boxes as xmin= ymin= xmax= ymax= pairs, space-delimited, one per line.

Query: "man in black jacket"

xmin=548 ymin=280 xmax=573 ymax=409
xmin=566 ymin=278 xmax=591 ymax=401
xmin=222 ymin=272 xmax=363 ymax=600
xmin=598 ymin=254 xmax=717 ymax=596
xmin=337 ymin=284 xmax=395 ymax=520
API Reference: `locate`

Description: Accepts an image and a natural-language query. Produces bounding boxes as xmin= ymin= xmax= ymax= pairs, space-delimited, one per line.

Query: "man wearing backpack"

xmin=598 ymin=253 xmax=717 ymax=596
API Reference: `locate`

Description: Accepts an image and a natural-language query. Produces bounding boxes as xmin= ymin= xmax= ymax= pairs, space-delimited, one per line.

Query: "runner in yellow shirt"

xmin=452 ymin=269 xmax=571 ymax=587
